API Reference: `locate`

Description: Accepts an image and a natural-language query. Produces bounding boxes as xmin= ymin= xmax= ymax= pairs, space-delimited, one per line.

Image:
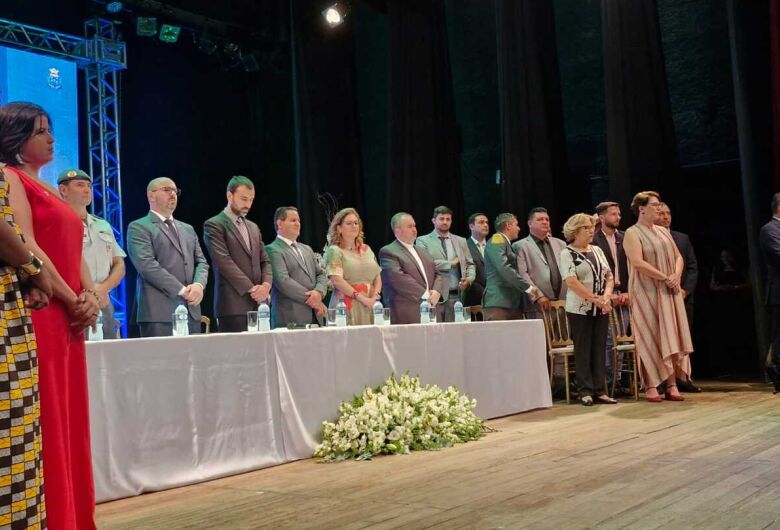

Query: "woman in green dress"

xmin=324 ymin=208 xmax=382 ymax=325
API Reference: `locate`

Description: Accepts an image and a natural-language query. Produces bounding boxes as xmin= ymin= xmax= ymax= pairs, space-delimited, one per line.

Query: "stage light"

xmin=322 ymin=3 xmax=347 ymax=27
xmin=159 ymin=24 xmax=181 ymax=43
xmin=106 ymin=1 xmax=124 ymax=14
xmin=194 ymin=34 xmax=217 ymax=55
xmin=136 ymin=17 xmax=158 ymax=37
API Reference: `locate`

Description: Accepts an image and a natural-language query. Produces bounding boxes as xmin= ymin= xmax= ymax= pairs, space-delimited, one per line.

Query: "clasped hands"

xmin=304 ymin=289 xmax=327 ymax=316
xmin=593 ymin=294 xmax=613 ymax=314
xmin=664 ymin=273 xmax=681 ymax=294
xmin=66 ymin=290 xmax=100 ymax=329
xmin=248 ymin=283 xmax=271 ymax=304
xmin=182 ymin=283 xmax=205 ymax=305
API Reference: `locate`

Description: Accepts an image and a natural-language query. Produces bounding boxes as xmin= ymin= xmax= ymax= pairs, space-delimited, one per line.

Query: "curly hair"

xmin=326 ymin=207 xmax=365 ymax=249
xmin=562 ymin=213 xmax=596 ymax=243
xmin=0 ymin=102 xmax=52 ymax=166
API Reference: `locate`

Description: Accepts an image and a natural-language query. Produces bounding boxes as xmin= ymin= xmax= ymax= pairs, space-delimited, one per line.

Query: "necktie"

xmin=236 ymin=217 xmax=251 ymax=250
xmin=163 ymin=218 xmax=181 ymax=248
xmin=291 ymin=242 xmax=310 ymax=275
xmin=543 ymin=240 xmax=562 ymax=299
xmin=439 ymin=236 xmax=449 ymax=257
xmin=479 ymin=242 xmax=485 ymax=257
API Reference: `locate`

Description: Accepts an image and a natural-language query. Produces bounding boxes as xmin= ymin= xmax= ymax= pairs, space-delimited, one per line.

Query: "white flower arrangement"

xmin=314 ymin=373 xmax=491 ymax=461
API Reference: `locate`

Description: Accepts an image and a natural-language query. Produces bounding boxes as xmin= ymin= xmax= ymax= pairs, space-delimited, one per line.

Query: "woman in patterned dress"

xmin=0 ymin=102 xmax=100 ymax=529
xmin=0 ymin=166 xmax=52 ymax=529
xmin=624 ymin=191 xmax=693 ymax=402
xmin=324 ymin=208 xmax=382 ymax=325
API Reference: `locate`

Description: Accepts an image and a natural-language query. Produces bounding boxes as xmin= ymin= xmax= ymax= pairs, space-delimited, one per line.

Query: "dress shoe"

xmin=676 ymin=378 xmax=702 ymax=393
xmin=580 ymin=396 xmax=593 ymax=406
xmin=645 ymin=394 xmax=663 ymax=403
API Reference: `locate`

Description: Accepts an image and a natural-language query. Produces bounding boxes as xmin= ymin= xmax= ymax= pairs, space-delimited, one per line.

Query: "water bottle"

xmin=373 ymin=300 xmax=385 ymax=326
xmin=420 ymin=299 xmax=431 ymax=324
xmin=454 ymin=299 xmax=465 ymax=323
xmin=173 ymin=304 xmax=189 ymax=336
xmin=88 ymin=312 xmax=104 ymax=341
xmin=336 ymin=298 xmax=348 ymax=327
xmin=258 ymin=301 xmax=271 ymax=331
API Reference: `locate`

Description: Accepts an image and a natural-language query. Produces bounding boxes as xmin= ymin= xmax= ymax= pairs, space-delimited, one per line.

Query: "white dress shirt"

xmin=399 ymin=239 xmax=430 ymax=298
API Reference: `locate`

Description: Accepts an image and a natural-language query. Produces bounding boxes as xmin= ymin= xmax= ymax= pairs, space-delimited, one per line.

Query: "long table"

xmin=87 ymin=320 xmax=551 ymax=502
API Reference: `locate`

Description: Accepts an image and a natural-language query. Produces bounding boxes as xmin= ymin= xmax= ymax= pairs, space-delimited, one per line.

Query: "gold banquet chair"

xmin=609 ymin=306 xmax=639 ymax=400
xmin=200 ymin=316 xmax=211 ymax=334
xmin=541 ymin=300 xmax=576 ymax=404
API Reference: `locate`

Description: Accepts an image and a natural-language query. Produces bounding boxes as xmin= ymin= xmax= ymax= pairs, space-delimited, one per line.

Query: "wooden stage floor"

xmin=96 ymin=382 xmax=780 ymax=529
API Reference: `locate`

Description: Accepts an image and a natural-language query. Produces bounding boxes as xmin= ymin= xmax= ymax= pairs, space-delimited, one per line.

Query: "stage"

xmin=95 ymin=382 xmax=780 ymax=529
xmin=87 ymin=320 xmax=551 ymax=502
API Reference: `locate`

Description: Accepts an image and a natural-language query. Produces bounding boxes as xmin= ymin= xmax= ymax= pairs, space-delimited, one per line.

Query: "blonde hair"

xmin=630 ymin=190 xmax=661 ymax=215
xmin=327 ymin=207 xmax=365 ymax=249
xmin=562 ymin=213 xmax=596 ymax=243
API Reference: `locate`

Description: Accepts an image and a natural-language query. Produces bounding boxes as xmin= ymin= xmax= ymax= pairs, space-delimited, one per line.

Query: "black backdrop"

xmin=2 ymin=0 xmax=776 ymax=374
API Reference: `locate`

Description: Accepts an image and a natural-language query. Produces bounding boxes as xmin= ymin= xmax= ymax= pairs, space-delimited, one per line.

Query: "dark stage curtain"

xmin=728 ymin=0 xmax=774 ymax=371
xmin=771 ymin=0 xmax=780 ymax=190
xmin=602 ymin=0 xmax=679 ymax=208
xmin=494 ymin=0 xmax=572 ymax=222
xmin=290 ymin=0 xmax=364 ymax=248
xmin=386 ymin=0 xmax=464 ymax=235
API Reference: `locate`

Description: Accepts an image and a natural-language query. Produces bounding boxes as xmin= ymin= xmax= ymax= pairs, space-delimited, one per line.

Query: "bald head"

xmin=147 ymin=177 xmax=178 ymax=217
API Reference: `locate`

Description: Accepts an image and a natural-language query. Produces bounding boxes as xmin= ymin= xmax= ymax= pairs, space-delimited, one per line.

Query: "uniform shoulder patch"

xmin=490 ymin=233 xmax=506 ymax=245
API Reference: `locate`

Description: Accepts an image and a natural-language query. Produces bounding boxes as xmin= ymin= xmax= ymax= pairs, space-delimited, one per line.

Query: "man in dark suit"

xmin=593 ymin=201 xmax=631 ymax=389
xmin=758 ymin=193 xmax=780 ymax=393
xmin=656 ymin=201 xmax=701 ymax=392
xmin=203 ymin=176 xmax=273 ymax=333
xmin=265 ymin=206 xmax=328 ymax=328
xmin=379 ymin=212 xmax=445 ymax=324
xmin=464 ymin=212 xmax=488 ymax=309
xmin=127 ymin=177 xmax=209 ymax=337
xmin=482 ymin=213 xmax=535 ymax=321
xmin=593 ymin=202 xmax=630 ymax=303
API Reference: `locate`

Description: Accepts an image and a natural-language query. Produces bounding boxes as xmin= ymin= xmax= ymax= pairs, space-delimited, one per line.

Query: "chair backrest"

xmin=609 ymin=306 xmax=632 ymax=343
xmin=540 ymin=300 xmax=573 ymax=349
xmin=200 ymin=316 xmax=211 ymax=334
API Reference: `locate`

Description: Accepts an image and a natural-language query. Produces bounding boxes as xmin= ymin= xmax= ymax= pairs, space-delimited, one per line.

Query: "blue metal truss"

xmin=0 ymin=17 xmax=129 ymax=335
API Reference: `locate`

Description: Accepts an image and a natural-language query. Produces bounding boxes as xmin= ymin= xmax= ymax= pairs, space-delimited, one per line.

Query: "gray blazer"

xmin=203 ymin=211 xmax=273 ymax=319
xmin=415 ymin=231 xmax=476 ymax=289
xmin=127 ymin=211 xmax=209 ymax=322
xmin=266 ymin=237 xmax=327 ymax=328
xmin=514 ymin=235 xmax=568 ymax=303
xmin=379 ymin=240 xmax=446 ymax=324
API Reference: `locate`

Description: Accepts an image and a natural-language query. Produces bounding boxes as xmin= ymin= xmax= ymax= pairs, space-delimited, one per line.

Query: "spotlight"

xmin=106 ymin=1 xmax=124 ymax=14
xmin=194 ymin=34 xmax=217 ymax=55
xmin=159 ymin=24 xmax=182 ymax=43
xmin=322 ymin=3 xmax=347 ymax=27
xmin=136 ymin=17 xmax=158 ymax=37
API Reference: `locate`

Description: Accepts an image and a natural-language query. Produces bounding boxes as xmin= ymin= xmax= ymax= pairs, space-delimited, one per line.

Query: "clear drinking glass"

xmin=327 ymin=308 xmax=338 ymax=327
xmin=383 ymin=308 xmax=391 ymax=325
xmin=246 ymin=311 xmax=259 ymax=332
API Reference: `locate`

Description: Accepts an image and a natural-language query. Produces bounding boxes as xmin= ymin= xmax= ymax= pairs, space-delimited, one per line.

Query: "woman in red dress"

xmin=0 ymin=102 xmax=100 ymax=529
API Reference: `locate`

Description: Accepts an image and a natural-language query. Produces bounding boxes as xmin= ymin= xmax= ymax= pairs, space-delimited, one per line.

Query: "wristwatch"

xmin=20 ymin=253 xmax=43 ymax=276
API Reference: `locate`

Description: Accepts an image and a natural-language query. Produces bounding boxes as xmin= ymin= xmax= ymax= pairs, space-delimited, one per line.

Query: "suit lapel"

xmin=150 ymin=212 xmax=184 ymax=256
xmin=396 ymin=241 xmax=426 ymax=286
xmin=291 ymin=240 xmax=315 ymax=281
xmin=223 ymin=212 xmax=252 ymax=256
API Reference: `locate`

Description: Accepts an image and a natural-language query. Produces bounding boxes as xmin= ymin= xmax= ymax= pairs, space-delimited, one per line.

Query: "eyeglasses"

xmin=153 ymin=186 xmax=181 ymax=196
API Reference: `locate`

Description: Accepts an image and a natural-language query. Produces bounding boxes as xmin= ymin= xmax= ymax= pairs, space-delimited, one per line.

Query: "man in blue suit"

xmin=759 ymin=193 xmax=780 ymax=393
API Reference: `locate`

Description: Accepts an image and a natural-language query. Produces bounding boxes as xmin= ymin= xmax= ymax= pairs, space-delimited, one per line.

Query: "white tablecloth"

xmin=87 ymin=320 xmax=551 ymax=502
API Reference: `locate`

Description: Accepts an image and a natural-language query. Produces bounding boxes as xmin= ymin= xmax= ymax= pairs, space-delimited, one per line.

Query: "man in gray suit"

xmin=514 ymin=207 xmax=567 ymax=319
xmin=482 ymin=213 xmax=535 ymax=321
xmin=266 ymin=206 xmax=328 ymax=328
xmin=203 ymin=176 xmax=273 ymax=333
xmin=416 ymin=205 xmax=475 ymax=321
xmin=127 ymin=177 xmax=209 ymax=337
xmin=379 ymin=212 xmax=445 ymax=324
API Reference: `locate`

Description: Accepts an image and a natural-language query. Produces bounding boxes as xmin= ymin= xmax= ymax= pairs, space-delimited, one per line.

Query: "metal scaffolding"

xmin=0 ymin=17 xmax=128 ymax=334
